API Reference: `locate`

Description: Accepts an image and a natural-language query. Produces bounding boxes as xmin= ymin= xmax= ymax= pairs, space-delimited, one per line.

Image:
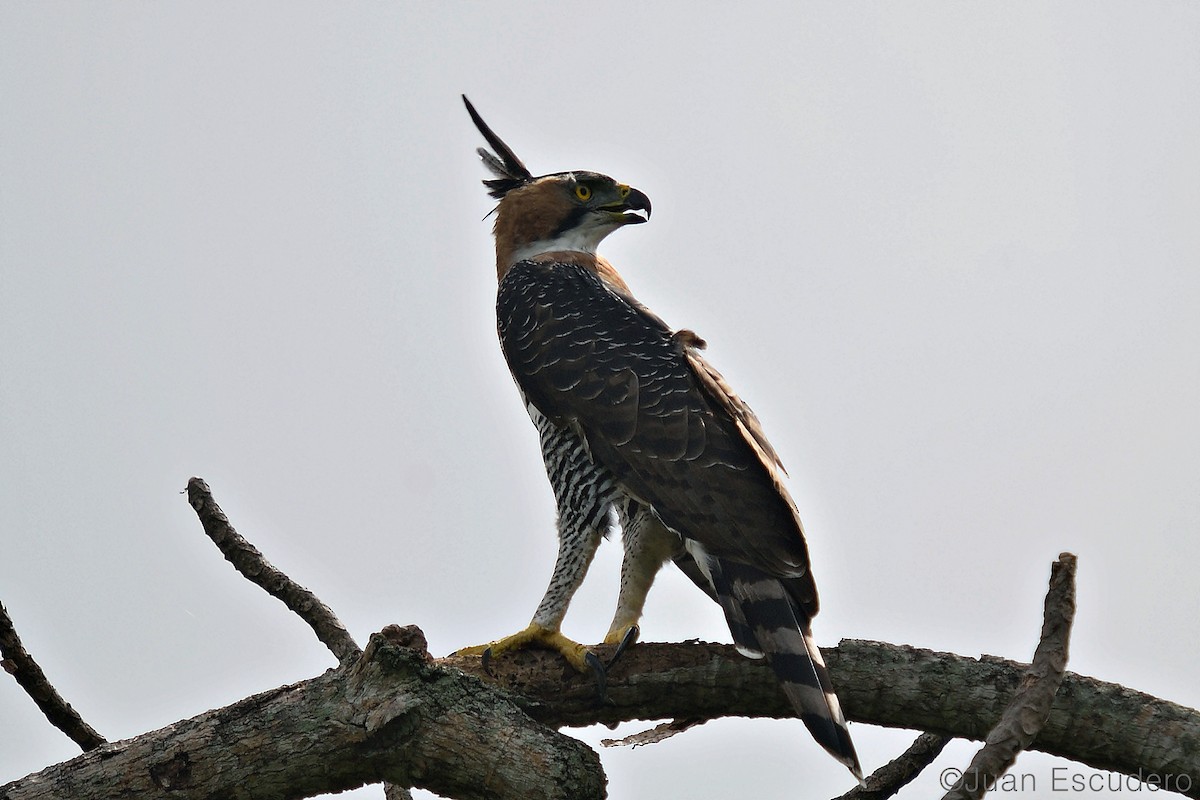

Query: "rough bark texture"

xmin=444 ymin=638 xmax=1200 ymax=797
xmin=0 ymin=633 xmax=604 ymax=800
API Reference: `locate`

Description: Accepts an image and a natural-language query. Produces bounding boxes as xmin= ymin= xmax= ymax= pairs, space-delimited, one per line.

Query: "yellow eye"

xmin=574 ymin=184 xmax=592 ymax=201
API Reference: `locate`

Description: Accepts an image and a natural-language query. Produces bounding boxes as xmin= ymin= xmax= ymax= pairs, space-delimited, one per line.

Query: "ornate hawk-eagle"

xmin=457 ymin=96 xmax=861 ymax=779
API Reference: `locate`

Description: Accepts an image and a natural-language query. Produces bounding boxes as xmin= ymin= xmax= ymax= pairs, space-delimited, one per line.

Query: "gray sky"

xmin=2 ymin=4 xmax=1197 ymax=798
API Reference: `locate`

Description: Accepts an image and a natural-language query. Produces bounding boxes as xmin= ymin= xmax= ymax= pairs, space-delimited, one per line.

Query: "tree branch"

xmin=185 ymin=476 xmax=361 ymax=665
xmin=5 ymin=633 xmax=1197 ymax=799
xmin=184 ymin=477 xmax=414 ymax=798
xmin=442 ymin=638 xmax=1199 ymax=796
xmin=8 ymin=492 xmax=1190 ymax=800
xmin=942 ymin=553 xmax=1076 ymax=799
xmin=0 ymin=601 xmax=106 ymax=752
xmin=834 ymin=733 xmax=950 ymax=800
xmin=1 ymin=630 xmax=605 ymax=800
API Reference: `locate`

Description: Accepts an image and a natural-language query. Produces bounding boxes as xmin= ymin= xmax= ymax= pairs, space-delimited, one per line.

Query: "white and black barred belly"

xmin=526 ymin=395 xmax=625 ymax=539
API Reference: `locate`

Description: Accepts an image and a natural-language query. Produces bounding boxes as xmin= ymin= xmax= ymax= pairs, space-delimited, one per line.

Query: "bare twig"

xmin=833 ymin=733 xmax=950 ymax=800
xmin=0 ymin=601 xmax=106 ymax=751
xmin=942 ymin=553 xmax=1077 ymax=800
xmin=185 ymin=476 xmax=362 ymax=665
xmin=601 ymin=718 xmax=704 ymax=748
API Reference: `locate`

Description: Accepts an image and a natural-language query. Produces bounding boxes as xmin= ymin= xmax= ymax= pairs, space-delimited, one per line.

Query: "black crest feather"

xmin=462 ymin=95 xmax=534 ymax=199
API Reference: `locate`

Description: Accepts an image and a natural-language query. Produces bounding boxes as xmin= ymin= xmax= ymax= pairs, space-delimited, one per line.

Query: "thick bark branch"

xmin=5 ymin=634 xmax=1197 ymax=800
xmin=1 ymin=631 xmax=604 ymax=800
xmin=0 ymin=601 xmax=106 ymax=752
xmin=443 ymin=638 xmax=1200 ymax=797
xmin=943 ymin=553 xmax=1076 ymax=799
xmin=185 ymin=477 xmax=361 ymax=665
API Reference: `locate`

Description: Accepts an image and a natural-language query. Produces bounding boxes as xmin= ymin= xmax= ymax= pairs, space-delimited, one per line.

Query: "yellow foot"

xmin=602 ymin=623 xmax=640 ymax=646
xmin=455 ymin=623 xmax=593 ymax=673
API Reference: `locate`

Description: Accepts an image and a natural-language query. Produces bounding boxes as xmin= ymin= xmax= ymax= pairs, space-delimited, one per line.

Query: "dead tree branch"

xmin=835 ymin=733 xmax=950 ymax=800
xmin=1 ymin=630 xmax=604 ymax=800
xmin=942 ymin=553 xmax=1077 ymax=800
xmin=442 ymin=637 xmax=1199 ymax=797
xmin=0 ymin=601 xmax=106 ymax=752
xmin=5 ymin=487 xmax=1192 ymax=800
xmin=185 ymin=476 xmax=361 ymax=665
xmin=4 ymin=634 xmax=1197 ymax=799
xmin=183 ymin=478 xmax=412 ymax=798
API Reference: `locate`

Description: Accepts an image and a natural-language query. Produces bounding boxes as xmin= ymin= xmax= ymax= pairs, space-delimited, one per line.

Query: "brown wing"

xmin=497 ymin=257 xmax=811 ymax=579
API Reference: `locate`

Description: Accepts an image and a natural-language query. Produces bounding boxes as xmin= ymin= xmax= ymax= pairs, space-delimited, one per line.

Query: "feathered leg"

xmin=457 ymin=409 xmax=621 ymax=674
xmin=604 ymin=503 xmax=682 ymax=644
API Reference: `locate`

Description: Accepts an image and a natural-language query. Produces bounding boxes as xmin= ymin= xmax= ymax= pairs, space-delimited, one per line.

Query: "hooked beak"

xmin=605 ymin=186 xmax=652 ymax=225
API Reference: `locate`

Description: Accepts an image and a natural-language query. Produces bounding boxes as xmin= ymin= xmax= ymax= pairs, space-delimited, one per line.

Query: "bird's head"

xmin=463 ymin=96 xmax=651 ymax=277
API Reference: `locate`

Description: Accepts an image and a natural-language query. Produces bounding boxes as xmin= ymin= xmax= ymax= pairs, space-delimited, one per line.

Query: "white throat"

xmin=507 ymin=219 xmax=621 ymax=267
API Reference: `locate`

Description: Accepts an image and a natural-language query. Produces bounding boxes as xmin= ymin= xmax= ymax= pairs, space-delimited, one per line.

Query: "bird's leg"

xmin=602 ymin=507 xmax=680 ymax=669
xmin=455 ymin=523 xmax=603 ymax=675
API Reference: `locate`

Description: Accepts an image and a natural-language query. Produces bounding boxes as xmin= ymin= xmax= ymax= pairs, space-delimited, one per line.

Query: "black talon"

xmin=584 ymin=651 xmax=608 ymax=704
xmin=481 ymin=646 xmax=495 ymax=677
xmin=606 ymin=624 xmax=639 ymax=670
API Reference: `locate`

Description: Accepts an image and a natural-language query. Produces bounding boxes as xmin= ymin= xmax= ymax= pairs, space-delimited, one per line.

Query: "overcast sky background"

xmin=2 ymin=4 xmax=1198 ymax=799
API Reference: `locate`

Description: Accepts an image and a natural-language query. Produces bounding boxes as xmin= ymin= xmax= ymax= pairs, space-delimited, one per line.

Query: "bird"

xmin=457 ymin=95 xmax=862 ymax=780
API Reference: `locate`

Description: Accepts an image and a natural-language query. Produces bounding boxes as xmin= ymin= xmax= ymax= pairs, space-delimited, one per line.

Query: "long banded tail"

xmin=706 ymin=557 xmax=862 ymax=780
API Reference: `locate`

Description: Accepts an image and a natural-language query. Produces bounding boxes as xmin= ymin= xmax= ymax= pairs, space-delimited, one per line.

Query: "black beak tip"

xmin=629 ymin=189 xmax=652 ymax=220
